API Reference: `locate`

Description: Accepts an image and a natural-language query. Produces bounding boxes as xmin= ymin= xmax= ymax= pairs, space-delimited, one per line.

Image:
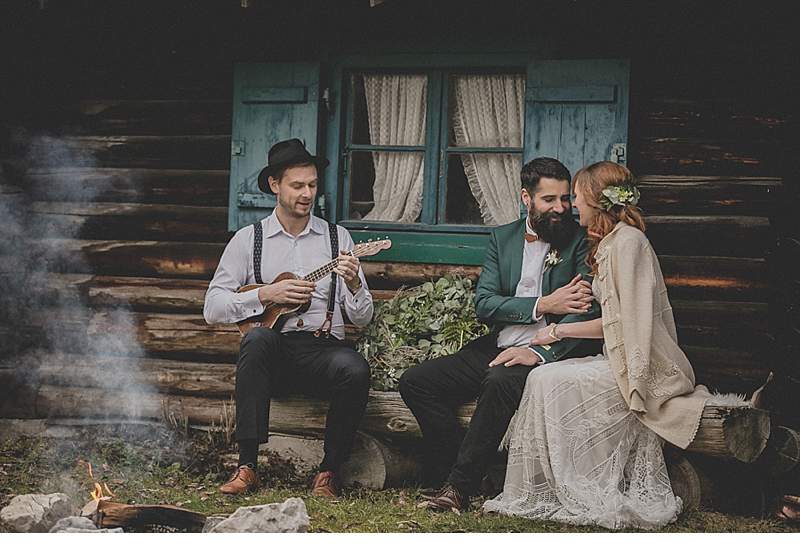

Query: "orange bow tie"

xmin=524 ymin=233 xmax=539 ymax=243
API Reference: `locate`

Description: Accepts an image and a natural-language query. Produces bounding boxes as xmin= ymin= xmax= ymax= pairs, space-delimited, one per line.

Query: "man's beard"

xmin=530 ymin=209 xmax=576 ymax=249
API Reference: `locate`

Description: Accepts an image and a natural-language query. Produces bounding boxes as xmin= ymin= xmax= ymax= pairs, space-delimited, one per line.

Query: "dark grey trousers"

xmin=399 ymin=333 xmax=533 ymax=495
xmin=234 ymin=328 xmax=370 ymax=473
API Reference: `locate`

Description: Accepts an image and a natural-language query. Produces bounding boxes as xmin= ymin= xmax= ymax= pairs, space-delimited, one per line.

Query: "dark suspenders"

xmin=315 ymin=221 xmax=339 ymax=338
xmin=251 ymin=220 xmax=339 ymax=338
xmin=252 ymin=221 xmax=264 ymax=285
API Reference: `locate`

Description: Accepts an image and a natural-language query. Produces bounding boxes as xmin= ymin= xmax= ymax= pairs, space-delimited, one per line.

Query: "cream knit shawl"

xmin=597 ymin=222 xmax=710 ymax=449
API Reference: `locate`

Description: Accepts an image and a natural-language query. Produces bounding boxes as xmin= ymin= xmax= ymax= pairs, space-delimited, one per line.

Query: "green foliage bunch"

xmin=358 ymin=275 xmax=488 ymax=391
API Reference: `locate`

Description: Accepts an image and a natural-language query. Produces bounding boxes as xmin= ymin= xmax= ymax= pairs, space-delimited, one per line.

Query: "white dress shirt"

xmin=496 ymin=219 xmax=550 ymax=360
xmin=203 ymin=212 xmax=373 ymax=340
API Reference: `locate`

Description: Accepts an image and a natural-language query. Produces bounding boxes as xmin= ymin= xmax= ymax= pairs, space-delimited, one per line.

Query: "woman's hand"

xmin=529 ymin=327 xmax=558 ymax=347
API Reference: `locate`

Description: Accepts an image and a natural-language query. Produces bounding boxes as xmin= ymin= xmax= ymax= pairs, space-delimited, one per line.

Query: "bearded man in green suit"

xmin=399 ymin=157 xmax=602 ymax=511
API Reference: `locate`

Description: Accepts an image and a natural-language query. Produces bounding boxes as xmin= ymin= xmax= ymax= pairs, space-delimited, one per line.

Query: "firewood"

xmin=94 ymin=500 xmax=206 ymax=532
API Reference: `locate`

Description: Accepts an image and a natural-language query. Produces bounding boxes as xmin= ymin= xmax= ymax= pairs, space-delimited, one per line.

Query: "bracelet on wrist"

xmin=548 ymin=323 xmax=562 ymax=342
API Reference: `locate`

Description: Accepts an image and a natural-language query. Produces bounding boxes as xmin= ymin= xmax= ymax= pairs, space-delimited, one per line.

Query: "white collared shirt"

xmin=203 ymin=212 xmax=373 ymax=340
xmin=496 ymin=219 xmax=550 ymax=359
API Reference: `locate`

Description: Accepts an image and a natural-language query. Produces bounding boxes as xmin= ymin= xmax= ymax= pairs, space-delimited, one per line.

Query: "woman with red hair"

xmin=484 ymin=161 xmax=711 ymax=529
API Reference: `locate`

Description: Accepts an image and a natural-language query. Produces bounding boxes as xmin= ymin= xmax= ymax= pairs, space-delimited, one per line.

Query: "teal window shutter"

xmin=524 ymin=59 xmax=630 ymax=179
xmin=228 ymin=62 xmax=321 ymax=231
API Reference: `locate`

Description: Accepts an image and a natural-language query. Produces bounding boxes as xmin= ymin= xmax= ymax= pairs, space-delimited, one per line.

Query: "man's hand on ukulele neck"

xmin=258 ymin=278 xmax=315 ymax=305
xmin=335 ymin=251 xmax=362 ymax=294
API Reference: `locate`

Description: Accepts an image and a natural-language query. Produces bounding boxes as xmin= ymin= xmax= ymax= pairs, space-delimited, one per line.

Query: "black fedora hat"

xmin=257 ymin=138 xmax=330 ymax=193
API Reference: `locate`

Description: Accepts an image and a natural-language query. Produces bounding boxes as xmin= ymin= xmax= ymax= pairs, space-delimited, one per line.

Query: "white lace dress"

xmin=483 ymin=282 xmax=680 ymax=530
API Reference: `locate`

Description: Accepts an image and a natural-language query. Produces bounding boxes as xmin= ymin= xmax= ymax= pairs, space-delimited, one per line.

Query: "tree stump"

xmin=665 ymin=453 xmax=701 ymax=512
xmin=225 ymin=432 xmax=419 ymax=490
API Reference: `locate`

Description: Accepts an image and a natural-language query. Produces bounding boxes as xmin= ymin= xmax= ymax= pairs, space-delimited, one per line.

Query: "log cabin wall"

xmin=0 ymin=0 xmax=796 ymax=427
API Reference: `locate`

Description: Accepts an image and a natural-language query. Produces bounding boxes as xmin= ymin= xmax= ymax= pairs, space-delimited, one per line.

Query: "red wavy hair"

xmin=573 ymin=161 xmax=646 ymax=274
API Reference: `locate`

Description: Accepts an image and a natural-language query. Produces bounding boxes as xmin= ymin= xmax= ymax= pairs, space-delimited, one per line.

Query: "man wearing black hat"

xmin=204 ymin=139 xmax=374 ymax=497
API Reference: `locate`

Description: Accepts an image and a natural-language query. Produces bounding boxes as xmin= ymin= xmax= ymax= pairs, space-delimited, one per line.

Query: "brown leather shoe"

xmin=310 ymin=470 xmax=340 ymax=498
xmin=418 ymin=483 xmax=469 ymax=512
xmin=219 ymin=465 xmax=260 ymax=495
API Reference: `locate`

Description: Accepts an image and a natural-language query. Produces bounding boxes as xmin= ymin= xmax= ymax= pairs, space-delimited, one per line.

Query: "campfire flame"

xmin=80 ymin=459 xmax=113 ymax=502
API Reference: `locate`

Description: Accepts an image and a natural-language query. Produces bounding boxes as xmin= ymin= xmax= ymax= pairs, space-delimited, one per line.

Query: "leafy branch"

xmin=357 ymin=275 xmax=488 ymax=391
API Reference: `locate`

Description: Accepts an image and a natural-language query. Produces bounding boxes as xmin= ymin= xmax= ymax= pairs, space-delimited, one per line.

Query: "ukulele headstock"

xmin=353 ymin=237 xmax=392 ymax=258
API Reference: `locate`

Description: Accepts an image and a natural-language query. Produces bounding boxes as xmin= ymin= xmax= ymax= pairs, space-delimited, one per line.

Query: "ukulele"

xmin=235 ymin=238 xmax=392 ymax=336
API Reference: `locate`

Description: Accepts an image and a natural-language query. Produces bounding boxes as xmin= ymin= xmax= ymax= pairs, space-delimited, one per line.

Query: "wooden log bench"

xmin=1 ymin=350 xmax=773 ymax=501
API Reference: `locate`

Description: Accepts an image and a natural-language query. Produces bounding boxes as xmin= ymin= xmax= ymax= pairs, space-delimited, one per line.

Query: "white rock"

xmin=209 ymin=497 xmax=309 ymax=533
xmin=49 ymin=517 xmax=124 ymax=533
xmin=0 ymin=493 xmax=76 ymax=533
xmin=57 ymin=528 xmax=124 ymax=533
xmin=50 ymin=516 xmax=97 ymax=532
xmin=201 ymin=516 xmax=226 ymax=533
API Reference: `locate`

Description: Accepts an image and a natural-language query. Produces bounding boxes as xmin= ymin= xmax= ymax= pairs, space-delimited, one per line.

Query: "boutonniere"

xmin=544 ymin=250 xmax=562 ymax=268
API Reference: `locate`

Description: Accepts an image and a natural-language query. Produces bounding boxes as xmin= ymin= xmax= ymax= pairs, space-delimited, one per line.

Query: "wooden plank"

xmin=25 ymin=168 xmax=229 ymax=206
xmin=685 ymin=346 xmax=771 ymax=393
xmin=363 ymin=257 xmax=768 ymax=301
xmin=632 ymin=137 xmax=774 ymax=176
xmin=635 ymin=97 xmax=787 ymax=141
xmin=41 ymin=274 xmax=397 ymax=314
xmin=645 ymin=215 xmax=771 ymax=258
xmin=43 ymin=274 xmax=209 ymax=312
xmin=559 ymin=104 xmax=586 ymax=173
xmin=11 ymin=351 xmax=236 ymax=397
xmin=583 ymin=102 xmax=616 ymax=165
xmin=636 ymin=175 xmax=781 ymax=215
xmin=29 ymin=239 xmax=225 ymax=279
xmin=29 ymin=202 xmax=229 ymax=243
xmin=659 ymin=256 xmax=768 ymax=302
xmin=60 ymin=99 xmax=231 ymax=136
xmin=23 ymin=135 xmax=230 ymax=169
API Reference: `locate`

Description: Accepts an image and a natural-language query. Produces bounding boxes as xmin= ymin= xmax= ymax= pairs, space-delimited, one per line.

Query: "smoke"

xmin=0 ymin=129 xmax=154 ymax=422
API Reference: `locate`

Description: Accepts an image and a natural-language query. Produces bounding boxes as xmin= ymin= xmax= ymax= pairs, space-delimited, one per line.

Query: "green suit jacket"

xmin=474 ymin=218 xmax=602 ymax=362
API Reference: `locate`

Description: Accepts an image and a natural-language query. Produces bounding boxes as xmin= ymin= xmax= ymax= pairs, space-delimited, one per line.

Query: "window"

xmin=228 ymin=58 xmax=629 ymax=263
xmin=341 ymin=69 xmax=526 ymax=231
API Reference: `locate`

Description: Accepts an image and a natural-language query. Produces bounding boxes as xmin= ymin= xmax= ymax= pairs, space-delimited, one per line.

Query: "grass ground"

xmin=0 ymin=425 xmax=795 ymax=533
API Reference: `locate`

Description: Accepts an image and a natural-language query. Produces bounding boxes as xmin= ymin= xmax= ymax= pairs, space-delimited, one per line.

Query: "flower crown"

xmin=599 ymin=184 xmax=640 ymax=211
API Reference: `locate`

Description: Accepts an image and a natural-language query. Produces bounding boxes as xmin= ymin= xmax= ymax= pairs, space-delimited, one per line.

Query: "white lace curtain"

xmin=363 ymin=74 xmax=427 ymax=223
xmin=452 ymin=74 xmax=525 ymax=225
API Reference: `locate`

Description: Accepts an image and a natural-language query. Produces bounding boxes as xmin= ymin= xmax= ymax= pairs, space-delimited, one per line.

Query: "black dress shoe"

xmin=418 ymin=483 xmax=470 ymax=512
